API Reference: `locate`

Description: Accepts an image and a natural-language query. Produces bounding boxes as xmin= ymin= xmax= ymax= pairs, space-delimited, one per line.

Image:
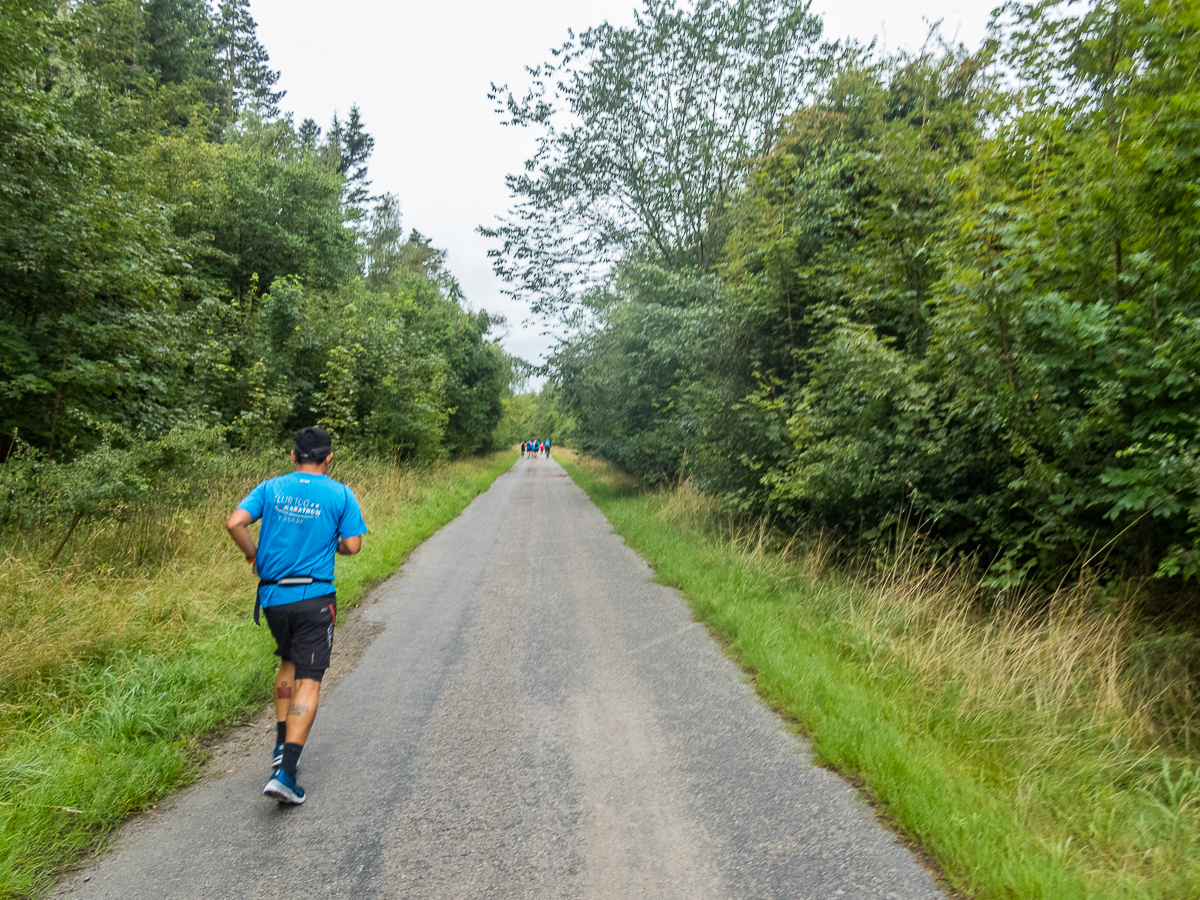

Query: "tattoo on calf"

xmin=288 ymin=703 xmax=312 ymax=716
xmin=276 ymin=683 xmax=292 ymax=699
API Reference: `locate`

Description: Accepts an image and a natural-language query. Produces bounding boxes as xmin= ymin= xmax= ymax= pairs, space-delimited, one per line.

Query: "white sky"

xmin=250 ymin=0 xmax=993 ymax=370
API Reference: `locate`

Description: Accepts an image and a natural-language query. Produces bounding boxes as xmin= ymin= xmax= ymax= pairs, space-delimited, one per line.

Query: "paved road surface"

xmin=55 ymin=456 xmax=945 ymax=899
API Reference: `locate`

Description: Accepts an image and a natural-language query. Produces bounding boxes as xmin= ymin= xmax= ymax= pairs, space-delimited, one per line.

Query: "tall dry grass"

xmin=642 ymin=473 xmax=1198 ymax=756
xmin=553 ymin=448 xmax=635 ymax=490
xmin=0 ymin=454 xmax=421 ymax=698
xmin=851 ymin=542 xmax=1200 ymax=758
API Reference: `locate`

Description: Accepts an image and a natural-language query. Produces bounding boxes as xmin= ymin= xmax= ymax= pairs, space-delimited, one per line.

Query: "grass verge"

xmin=557 ymin=449 xmax=1200 ymax=900
xmin=0 ymin=450 xmax=516 ymax=899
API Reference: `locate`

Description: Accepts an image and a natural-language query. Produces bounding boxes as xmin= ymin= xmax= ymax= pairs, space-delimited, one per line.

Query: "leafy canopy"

xmin=481 ymin=0 xmax=825 ymax=316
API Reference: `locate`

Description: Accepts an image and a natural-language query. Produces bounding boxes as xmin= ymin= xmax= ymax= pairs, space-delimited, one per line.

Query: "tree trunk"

xmin=47 ymin=511 xmax=83 ymax=567
xmin=47 ymin=323 xmax=77 ymax=461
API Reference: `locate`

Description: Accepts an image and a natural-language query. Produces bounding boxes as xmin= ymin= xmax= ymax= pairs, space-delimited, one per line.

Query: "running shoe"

xmin=272 ymin=744 xmax=284 ymax=768
xmin=263 ymin=768 xmax=306 ymax=805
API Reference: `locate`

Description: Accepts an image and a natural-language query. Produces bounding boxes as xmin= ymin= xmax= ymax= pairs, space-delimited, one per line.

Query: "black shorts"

xmin=264 ymin=594 xmax=336 ymax=682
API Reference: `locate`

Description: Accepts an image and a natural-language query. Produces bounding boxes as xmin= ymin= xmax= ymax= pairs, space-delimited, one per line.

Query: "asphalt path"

xmin=55 ymin=455 xmax=946 ymax=899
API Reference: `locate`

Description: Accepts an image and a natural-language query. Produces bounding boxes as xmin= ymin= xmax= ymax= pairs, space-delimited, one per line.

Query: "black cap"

xmin=294 ymin=426 xmax=333 ymax=462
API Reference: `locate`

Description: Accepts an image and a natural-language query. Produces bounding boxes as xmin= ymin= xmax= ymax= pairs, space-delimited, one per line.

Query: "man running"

xmin=225 ymin=426 xmax=367 ymax=806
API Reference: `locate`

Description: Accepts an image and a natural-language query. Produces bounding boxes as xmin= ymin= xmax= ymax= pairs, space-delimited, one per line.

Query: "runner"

xmin=225 ymin=426 xmax=368 ymax=806
xmin=545 ymin=438 xmax=551 ymax=458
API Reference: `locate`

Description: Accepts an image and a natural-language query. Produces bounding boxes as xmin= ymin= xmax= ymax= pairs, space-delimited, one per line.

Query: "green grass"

xmin=558 ymin=450 xmax=1200 ymax=900
xmin=0 ymin=450 xmax=516 ymax=899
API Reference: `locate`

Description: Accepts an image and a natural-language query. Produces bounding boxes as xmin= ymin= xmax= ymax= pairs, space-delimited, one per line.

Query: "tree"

xmin=0 ymin=0 xmax=188 ymax=458
xmin=144 ymin=0 xmax=219 ymax=88
xmin=481 ymin=0 xmax=825 ymax=315
xmin=556 ymin=263 xmax=723 ymax=483
xmin=365 ymin=193 xmax=404 ymax=291
xmin=327 ymin=103 xmax=375 ymax=211
xmin=168 ymin=114 xmax=360 ymax=302
xmin=919 ymin=0 xmax=1200 ymax=580
xmin=298 ymin=117 xmax=321 ymax=150
xmin=215 ymin=0 xmax=284 ymax=119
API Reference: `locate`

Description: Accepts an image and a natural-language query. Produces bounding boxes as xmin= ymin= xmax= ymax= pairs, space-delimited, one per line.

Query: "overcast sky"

xmin=250 ymin=0 xmax=992 ymax=369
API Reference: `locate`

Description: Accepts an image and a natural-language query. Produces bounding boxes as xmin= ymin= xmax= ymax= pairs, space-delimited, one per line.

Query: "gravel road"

xmin=54 ymin=456 xmax=946 ymax=900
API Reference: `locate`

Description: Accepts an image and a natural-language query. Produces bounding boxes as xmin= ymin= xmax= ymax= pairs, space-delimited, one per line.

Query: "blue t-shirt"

xmin=237 ymin=472 xmax=368 ymax=608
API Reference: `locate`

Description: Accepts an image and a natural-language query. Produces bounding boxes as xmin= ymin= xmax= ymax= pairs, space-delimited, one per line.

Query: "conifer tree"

xmin=214 ymin=0 xmax=284 ymax=119
xmin=365 ymin=193 xmax=403 ymax=290
xmin=144 ymin=0 xmax=218 ymax=87
xmin=328 ymin=104 xmax=374 ymax=209
xmin=298 ymin=117 xmax=321 ymax=151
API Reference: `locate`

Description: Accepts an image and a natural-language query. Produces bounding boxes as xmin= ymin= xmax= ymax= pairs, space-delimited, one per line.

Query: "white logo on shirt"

xmin=274 ymin=493 xmax=322 ymax=525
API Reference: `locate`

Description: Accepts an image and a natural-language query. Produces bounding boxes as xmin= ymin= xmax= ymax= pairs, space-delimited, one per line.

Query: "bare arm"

xmin=225 ymin=508 xmax=258 ymax=571
xmin=337 ymin=535 xmax=362 ymax=556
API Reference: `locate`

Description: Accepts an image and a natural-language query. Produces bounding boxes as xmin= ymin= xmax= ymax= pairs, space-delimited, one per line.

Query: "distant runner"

xmin=225 ymin=426 xmax=368 ymax=806
xmin=544 ymin=438 xmax=551 ymax=458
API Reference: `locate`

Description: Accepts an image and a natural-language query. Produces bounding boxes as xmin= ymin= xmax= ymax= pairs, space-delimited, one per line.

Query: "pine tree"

xmin=298 ymin=117 xmax=321 ymax=151
xmin=364 ymin=193 xmax=403 ymax=290
xmin=144 ymin=0 xmax=218 ymax=87
xmin=214 ymin=0 xmax=284 ymax=119
xmin=328 ymin=104 xmax=374 ymax=209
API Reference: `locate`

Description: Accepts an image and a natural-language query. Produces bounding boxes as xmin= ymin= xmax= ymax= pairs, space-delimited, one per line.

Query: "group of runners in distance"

xmin=523 ymin=438 xmax=550 ymax=459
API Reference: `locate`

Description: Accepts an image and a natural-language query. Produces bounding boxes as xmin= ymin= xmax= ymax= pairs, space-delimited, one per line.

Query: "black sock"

xmin=281 ymin=742 xmax=303 ymax=778
xmin=276 ymin=721 xmax=286 ymax=745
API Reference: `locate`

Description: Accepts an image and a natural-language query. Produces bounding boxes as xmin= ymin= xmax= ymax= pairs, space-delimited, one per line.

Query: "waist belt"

xmin=254 ymin=576 xmax=332 ymax=625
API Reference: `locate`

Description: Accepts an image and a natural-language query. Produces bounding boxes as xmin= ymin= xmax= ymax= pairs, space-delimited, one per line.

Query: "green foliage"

xmin=914 ymin=0 xmax=1200 ymax=584
xmin=0 ymin=425 xmax=227 ymax=544
xmin=0 ymin=0 xmax=514 ymax=479
xmin=327 ymin=104 xmax=375 ymax=212
xmin=214 ymin=0 xmax=284 ymax=119
xmin=537 ymin=0 xmax=1200 ymax=593
xmin=557 ymin=263 xmax=724 ymax=483
xmin=144 ymin=0 xmax=221 ymax=90
xmin=482 ymin=0 xmax=825 ymax=315
xmin=495 ymin=384 xmax=577 ymax=448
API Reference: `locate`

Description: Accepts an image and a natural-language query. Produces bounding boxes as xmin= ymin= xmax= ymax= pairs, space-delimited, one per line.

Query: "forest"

xmin=1 ymin=0 xmax=512 ymax=541
xmin=490 ymin=0 xmax=1200 ymax=605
